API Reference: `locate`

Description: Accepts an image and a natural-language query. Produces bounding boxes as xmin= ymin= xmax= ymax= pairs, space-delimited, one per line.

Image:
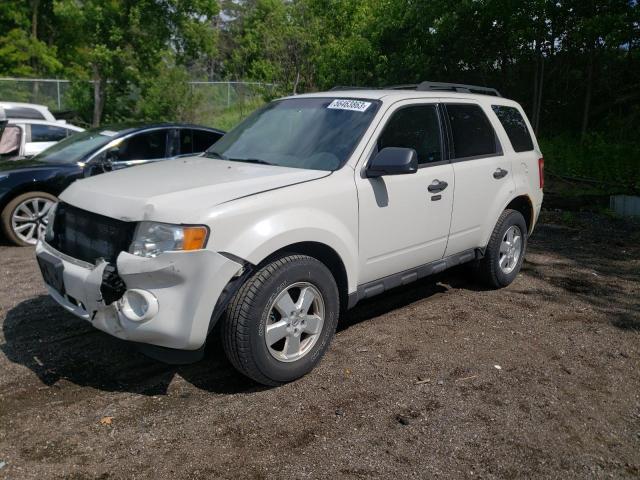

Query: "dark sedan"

xmin=0 ymin=123 xmax=224 ymax=246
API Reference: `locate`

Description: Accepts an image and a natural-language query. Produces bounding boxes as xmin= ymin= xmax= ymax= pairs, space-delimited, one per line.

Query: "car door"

xmin=355 ymin=101 xmax=455 ymax=284
xmin=442 ymin=101 xmax=516 ymax=257
xmin=107 ymin=128 xmax=170 ymax=170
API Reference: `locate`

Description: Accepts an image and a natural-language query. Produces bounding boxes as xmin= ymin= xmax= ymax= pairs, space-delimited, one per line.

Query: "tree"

xmin=53 ymin=0 xmax=219 ymax=125
xmin=226 ymin=0 xmax=320 ymax=94
xmin=0 ymin=0 xmax=61 ymax=77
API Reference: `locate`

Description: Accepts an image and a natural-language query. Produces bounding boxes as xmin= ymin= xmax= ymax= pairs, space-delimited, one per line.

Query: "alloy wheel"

xmin=11 ymin=197 xmax=54 ymax=245
xmin=264 ymin=282 xmax=325 ymax=363
xmin=498 ymin=225 xmax=523 ymax=274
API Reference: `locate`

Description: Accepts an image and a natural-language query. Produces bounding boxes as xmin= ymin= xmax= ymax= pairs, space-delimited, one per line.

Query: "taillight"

xmin=538 ymin=157 xmax=544 ymax=189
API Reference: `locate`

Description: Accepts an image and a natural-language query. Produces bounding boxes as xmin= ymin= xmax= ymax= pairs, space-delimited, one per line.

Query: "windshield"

xmin=32 ymin=129 xmax=118 ymax=164
xmin=205 ymin=97 xmax=381 ymax=171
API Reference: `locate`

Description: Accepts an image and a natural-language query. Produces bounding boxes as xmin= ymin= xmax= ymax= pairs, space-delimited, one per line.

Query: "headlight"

xmin=44 ymin=202 xmax=58 ymax=243
xmin=129 ymin=222 xmax=209 ymax=258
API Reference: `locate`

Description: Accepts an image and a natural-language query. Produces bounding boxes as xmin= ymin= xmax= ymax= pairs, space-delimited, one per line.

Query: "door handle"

xmin=493 ymin=168 xmax=508 ymax=179
xmin=428 ymin=179 xmax=448 ymax=193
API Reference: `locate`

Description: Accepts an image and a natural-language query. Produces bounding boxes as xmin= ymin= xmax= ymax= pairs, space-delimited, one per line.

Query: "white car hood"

xmin=60 ymin=156 xmax=330 ymax=223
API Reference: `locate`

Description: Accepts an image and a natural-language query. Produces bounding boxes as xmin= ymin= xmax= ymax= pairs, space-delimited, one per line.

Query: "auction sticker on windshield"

xmin=327 ymin=99 xmax=372 ymax=112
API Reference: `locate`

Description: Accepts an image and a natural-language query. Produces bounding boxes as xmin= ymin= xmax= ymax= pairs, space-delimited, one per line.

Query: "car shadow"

xmin=1 ymin=295 xmax=257 ymax=396
xmin=339 ymin=266 xmax=477 ymax=332
xmin=1 ymin=267 xmax=478 ymax=396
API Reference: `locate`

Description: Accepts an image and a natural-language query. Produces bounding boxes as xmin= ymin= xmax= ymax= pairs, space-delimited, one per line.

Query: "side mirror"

xmin=366 ymin=147 xmax=418 ymax=178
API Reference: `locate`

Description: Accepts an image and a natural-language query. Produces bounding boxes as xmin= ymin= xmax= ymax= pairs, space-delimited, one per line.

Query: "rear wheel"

xmin=222 ymin=254 xmax=340 ymax=386
xmin=1 ymin=191 xmax=57 ymax=246
xmin=477 ymin=209 xmax=527 ymax=288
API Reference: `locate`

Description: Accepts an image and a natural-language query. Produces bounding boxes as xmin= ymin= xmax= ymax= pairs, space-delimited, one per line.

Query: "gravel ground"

xmin=0 ymin=211 xmax=639 ymax=479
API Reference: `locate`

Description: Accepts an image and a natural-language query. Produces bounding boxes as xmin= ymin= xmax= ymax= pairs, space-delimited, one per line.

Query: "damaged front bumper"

xmin=35 ymin=240 xmax=243 ymax=351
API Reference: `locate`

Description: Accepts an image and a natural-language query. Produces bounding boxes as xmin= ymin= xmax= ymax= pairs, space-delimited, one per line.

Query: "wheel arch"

xmin=0 ymin=182 xmax=60 ymax=214
xmin=258 ymin=241 xmax=350 ymax=313
xmin=504 ymin=195 xmax=534 ymax=234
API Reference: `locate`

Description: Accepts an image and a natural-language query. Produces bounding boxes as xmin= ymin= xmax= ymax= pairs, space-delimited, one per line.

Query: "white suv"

xmin=36 ymin=82 xmax=544 ymax=385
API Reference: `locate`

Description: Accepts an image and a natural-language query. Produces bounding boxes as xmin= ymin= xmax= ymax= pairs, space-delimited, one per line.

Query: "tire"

xmin=222 ymin=254 xmax=340 ymax=386
xmin=477 ymin=209 xmax=528 ymax=289
xmin=1 ymin=191 xmax=57 ymax=247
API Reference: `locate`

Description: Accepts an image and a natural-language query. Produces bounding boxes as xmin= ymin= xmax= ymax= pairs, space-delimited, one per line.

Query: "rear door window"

xmin=491 ymin=105 xmax=534 ymax=152
xmin=377 ymin=105 xmax=443 ymax=165
xmin=116 ymin=130 xmax=168 ymax=161
xmin=445 ymin=104 xmax=499 ymax=159
xmin=31 ymin=124 xmax=68 ymax=142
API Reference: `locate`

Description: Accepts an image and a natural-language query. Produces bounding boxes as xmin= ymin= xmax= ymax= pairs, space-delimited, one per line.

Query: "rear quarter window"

xmin=5 ymin=107 xmax=47 ymax=120
xmin=491 ymin=105 xmax=534 ymax=152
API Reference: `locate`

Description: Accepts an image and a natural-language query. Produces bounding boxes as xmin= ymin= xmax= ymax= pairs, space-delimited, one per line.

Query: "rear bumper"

xmin=36 ymin=240 xmax=242 ymax=350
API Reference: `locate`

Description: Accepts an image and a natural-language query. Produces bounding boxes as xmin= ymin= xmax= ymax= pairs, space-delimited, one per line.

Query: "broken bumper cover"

xmin=35 ymin=240 xmax=242 ymax=351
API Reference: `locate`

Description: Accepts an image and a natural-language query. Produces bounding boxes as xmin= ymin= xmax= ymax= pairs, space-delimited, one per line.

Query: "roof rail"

xmin=329 ymin=86 xmax=372 ymax=91
xmin=385 ymin=84 xmax=419 ymax=90
xmin=330 ymin=82 xmax=502 ymax=97
xmin=384 ymin=81 xmax=502 ymax=97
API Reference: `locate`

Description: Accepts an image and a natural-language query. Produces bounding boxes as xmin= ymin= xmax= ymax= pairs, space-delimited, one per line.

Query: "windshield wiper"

xmin=203 ymin=151 xmax=228 ymax=160
xmin=229 ymin=157 xmax=274 ymax=166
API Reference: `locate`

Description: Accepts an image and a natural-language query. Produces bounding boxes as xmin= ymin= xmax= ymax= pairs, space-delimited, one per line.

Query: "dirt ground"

xmin=0 ymin=210 xmax=639 ymax=479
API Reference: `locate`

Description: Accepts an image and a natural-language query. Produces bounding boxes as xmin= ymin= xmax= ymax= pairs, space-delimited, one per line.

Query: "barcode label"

xmin=327 ymin=99 xmax=372 ymax=112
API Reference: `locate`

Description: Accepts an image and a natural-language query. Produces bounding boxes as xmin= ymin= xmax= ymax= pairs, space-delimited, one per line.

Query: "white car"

xmin=0 ymin=102 xmax=58 ymax=122
xmin=36 ymin=82 xmax=544 ymax=385
xmin=0 ymin=119 xmax=84 ymax=159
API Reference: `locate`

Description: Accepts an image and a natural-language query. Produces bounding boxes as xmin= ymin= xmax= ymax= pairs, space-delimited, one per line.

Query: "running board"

xmin=347 ymin=248 xmax=482 ymax=308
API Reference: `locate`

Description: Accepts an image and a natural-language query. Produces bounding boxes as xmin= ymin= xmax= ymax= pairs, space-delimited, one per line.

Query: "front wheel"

xmin=477 ymin=209 xmax=528 ymax=288
xmin=222 ymin=254 xmax=340 ymax=386
xmin=1 ymin=191 xmax=57 ymax=246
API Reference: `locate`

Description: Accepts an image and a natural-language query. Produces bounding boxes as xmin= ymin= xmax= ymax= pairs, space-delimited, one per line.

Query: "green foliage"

xmin=0 ymin=0 xmax=637 ymax=147
xmin=204 ymin=97 xmax=266 ymax=131
xmin=51 ymin=0 xmax=220 ymax=124
xmin=560 ymin=211 xmax=578 ymax=227
xmin=540 ymin=134 xmax=640 ymax=192
xmin=135 ymin=60 xmax=204 ymax=123
xmin=0 ymin=28 xmax=62 ymax=76
xmin=227 ymin=0 xmax=319 ymax=94
xmin=215 ymin=0 xmax=638 ymax=139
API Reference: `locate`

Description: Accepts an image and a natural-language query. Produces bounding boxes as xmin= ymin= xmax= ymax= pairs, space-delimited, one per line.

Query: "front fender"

xmin=207 ymin=170 xmax=360 ymax=293
xmin=219 ymin=208 xmax=359 ymax=292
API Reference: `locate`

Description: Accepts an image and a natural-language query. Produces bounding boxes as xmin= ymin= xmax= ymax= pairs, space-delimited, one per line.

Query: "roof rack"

xmin=329 ymin=86 xmax=373 ymax=91
xmin=386 ymin=81 xmax=502 ymax=97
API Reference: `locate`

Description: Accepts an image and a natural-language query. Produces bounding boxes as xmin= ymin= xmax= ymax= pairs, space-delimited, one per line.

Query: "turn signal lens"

xmin=183 ymin=226 xmax=208 ymax=251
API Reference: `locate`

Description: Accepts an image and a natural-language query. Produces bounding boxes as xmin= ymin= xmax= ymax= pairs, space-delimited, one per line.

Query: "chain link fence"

xmin=0 ymin=78 xmax=72 ymax=110
xmin=187 ymin=81 xmax=275 ymax=129
xmin=0 ymin=78 xmax=275 ymax=128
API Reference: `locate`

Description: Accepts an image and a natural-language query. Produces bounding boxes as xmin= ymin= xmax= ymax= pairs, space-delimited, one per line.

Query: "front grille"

xmin=49 ymin=203 xmax=136 ymax=264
